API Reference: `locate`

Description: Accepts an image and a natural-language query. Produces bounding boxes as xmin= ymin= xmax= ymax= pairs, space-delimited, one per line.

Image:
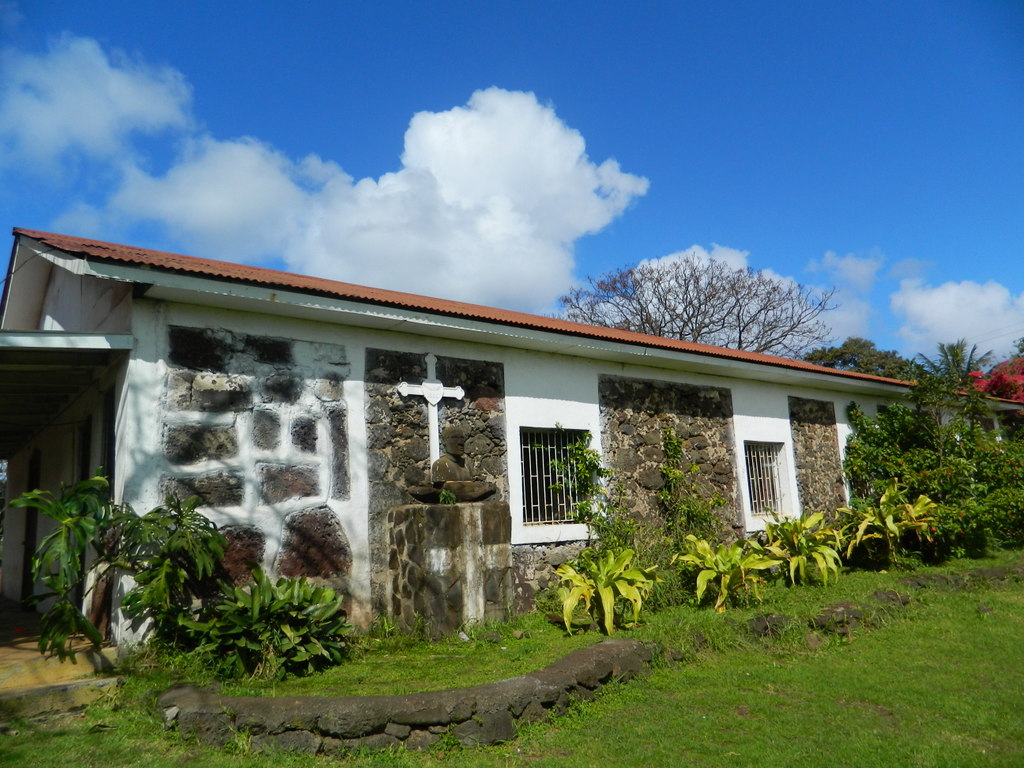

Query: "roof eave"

xmin=11 ymin=228 xmax=912 ymax=395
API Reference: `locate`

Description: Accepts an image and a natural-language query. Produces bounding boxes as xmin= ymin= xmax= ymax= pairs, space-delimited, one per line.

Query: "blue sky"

xmin=1 ymin=1 xmax=1022 ymax=358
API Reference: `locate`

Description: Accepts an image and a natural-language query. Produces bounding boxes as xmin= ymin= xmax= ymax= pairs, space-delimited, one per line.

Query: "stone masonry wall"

xmin=365 ymin=349 xmax=508 ymax=618
xmin=161 ymin=326 xmax=353 ymax=593
xmin=599 ymin=375 xmax=740 ymax=529
xmin=510 ymin=541 xmax=588 ymax=612
xmin=364 ymin=349 xmax=429 ymax=617
xmin=788 ymin=396 xmax=847 ymax=515
xmin=436 ymin=356 xmax=508 ymax=500
xmin=387 ymin=501 xmax=512 ymax=636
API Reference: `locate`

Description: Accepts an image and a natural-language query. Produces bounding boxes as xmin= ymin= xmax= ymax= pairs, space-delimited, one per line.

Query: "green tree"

xmin=803 ymin=336 xmax=913 ymax=379
xmin=915 ymin=338 xmax=993 ymax=388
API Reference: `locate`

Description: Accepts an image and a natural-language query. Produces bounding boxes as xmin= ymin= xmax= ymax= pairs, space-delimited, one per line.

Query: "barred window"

xmin=744 ymin=441 xmax=784 ymax=516
xmin=520 ymin=428 xmax=587 ymax=525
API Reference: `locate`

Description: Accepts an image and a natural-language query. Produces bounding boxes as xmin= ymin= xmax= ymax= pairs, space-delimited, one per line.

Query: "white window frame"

xmin=505 ymin=406 xmax=593 ymax=545
xmin=743 ymin=441 xmax=786 ymax=518
xmin=519 ymin=427 xmax=589 ymax=527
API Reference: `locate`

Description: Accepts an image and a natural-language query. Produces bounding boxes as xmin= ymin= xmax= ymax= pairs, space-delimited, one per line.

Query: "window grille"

xmin=744 ymin=441 xmax=783 ymax=516
xmin=520 ymin=428 xmax=587 ymax=525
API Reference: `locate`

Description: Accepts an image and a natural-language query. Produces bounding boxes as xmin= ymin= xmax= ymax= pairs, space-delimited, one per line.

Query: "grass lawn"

xmin=3 ymin=553 xmax=1023 ymax=767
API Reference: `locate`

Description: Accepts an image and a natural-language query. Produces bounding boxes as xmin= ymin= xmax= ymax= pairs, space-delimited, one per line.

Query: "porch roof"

xmin=0 ymin=332 xmax=132 ymax=459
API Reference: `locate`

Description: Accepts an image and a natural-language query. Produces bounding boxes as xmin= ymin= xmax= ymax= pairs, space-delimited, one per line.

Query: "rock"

xmin=747 ymin=614 xmax=792 ymax=638
xmin=872 ymin=589 xmax=911 ymax=607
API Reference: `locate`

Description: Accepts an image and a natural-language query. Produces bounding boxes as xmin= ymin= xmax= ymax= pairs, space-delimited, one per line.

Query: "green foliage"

xmin=188 ymin=567 xmax=352 ymax=679
xmin=13 ymin=478 xmax=230 ymax=661
xmin=658 ymin=428 xmax=725 ymax=543
xmin=118 ymin=495 xmax=227 ymax=645
xmin=926 ymin=503 xmax=990 ymax=561
xmin=11 ymin=474 xmax=121 ymax=659
xmin=674 ymin=535 xmax=780 ymax=612
xmin=843 ymin=346 xmax=1024 ymax=564
xmin=438 ymin=488 xmax=458 ymax=505
xmin=555 ymin=548 xmax=661 ymax=634
xmin=915 ymin=338 xmax=993 ymax=389
xmin=554 ymin=560 xmax=595 ymax=632
xmin=973 ymin=488 xmax=1024 ymax=549
xmin=840 ymin=481 xmax=936 ymax=567
xmin=804 ymin=336 xmax=914 ymax=379
xmin=844 ymin=401 xmax=989 ymax=504
xmin=551 ymin=431 xmax=635 ymax=552
xmin=761 ymin=511 xmax=843 ymax=586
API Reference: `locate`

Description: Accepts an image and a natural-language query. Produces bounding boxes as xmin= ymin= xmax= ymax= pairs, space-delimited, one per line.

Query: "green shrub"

xmin=11 ymin=475 xmax=121 ymax=659
xmin=12 ymin=478 xmax=229 ymax=660
xmin=976 ymin=488 xmax=1024 ymax=549
xmin=673 ymin=536 xmax=780 ymax=612
xmin=119 ymin=494 xmax=227 ymax=645
xmin=843 ymin=383 xmax=1024 ymax=562
xmin=925 ymin=503 xmax=990 ymax=561
xmin=762 ymin=511 xmax=843 ymax=586
xmin=840 ymin=481 xmax=936 ymax=567
xmin=555 ymin=548 xmax=660 ymax=635
xmin=188 ymin=568 xmax=352 ymax=679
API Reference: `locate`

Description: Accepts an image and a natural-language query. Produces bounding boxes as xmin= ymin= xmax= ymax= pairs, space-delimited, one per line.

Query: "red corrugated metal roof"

xmin=11 ymin=227 xmax=911 ymax=388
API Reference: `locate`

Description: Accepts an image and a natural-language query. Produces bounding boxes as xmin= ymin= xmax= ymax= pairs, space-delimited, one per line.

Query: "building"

xmin=0 ymin=228 xmax=909 ymax=641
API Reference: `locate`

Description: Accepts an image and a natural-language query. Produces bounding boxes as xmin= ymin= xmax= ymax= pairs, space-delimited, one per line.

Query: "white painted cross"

xmin=396 ymin=353 xmax=465 ymax=462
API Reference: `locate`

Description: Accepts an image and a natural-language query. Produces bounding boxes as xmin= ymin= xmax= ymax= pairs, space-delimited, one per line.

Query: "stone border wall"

xmin=787 ymin=397 xmax=846 ymax=515
xmin=598 ymin=375 xmax=740 ymax=529
xmin=159 ymin=638 xmax=655 ymax=754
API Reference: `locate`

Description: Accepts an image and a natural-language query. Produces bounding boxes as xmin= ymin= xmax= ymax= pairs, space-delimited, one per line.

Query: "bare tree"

xmin=560 ymin=255 xmax=836 ymax=357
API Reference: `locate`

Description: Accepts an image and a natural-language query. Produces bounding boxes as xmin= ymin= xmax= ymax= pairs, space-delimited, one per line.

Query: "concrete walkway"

xmin=0 ymin=597 xmax=120 ymax=721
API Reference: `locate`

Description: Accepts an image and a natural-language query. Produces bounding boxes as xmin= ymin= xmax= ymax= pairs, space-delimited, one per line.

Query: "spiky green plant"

xmin=674 ymin=535 xmax=780 ymax=612
xmin=762 ymin=511 xmax=843 ymax=586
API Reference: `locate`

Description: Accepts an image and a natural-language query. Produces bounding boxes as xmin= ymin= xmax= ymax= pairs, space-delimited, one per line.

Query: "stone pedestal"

xmin=387 ymin=501 xmax=512 ymax=637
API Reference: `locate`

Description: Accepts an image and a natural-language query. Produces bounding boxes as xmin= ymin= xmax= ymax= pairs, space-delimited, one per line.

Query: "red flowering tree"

xmin=971 ymin=357 xmax=1024 ymax=403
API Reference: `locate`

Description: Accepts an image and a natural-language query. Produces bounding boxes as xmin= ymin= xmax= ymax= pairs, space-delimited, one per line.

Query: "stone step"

xmin=0 ymin=643 xmax=117 ymax=692
xmin=0 ymin=676 xmax=123 ymax=722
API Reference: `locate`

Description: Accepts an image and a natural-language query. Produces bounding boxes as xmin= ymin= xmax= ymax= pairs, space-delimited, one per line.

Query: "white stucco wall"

xmin=39 ymin=268 xmax=132 ymax=333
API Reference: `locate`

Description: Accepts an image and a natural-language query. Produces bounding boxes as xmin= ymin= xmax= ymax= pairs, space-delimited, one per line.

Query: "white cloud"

xmin=284 ymin=87 xmax=648 ymax=309
xmin=111 ymin=136 xmax=328 ymax=262
xmin=887 ymin=257 xmax=931 ymax=281
xmin=643 ymin=243 xmax=750 ymax=271
xmin=0 ymin=35 xmax=648 ymax=312
xmin=0 ymin=35 xmax=191 ymax=166
xmin=820 ymin=296 xmax=872 ymax=341
xmin=809 ymin=250 xmax=883 ymax=294
xmin=891 ymin=278 xmax=1024 ymax=357
xmin=801 ymin=249 xmax=890 ymax=343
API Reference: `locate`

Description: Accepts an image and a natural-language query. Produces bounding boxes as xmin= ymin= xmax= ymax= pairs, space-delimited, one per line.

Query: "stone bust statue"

xmin=431 ymin=425 xmax=473 ymax=483
xmin=408 ymin=424 xmax=496 ymax=503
